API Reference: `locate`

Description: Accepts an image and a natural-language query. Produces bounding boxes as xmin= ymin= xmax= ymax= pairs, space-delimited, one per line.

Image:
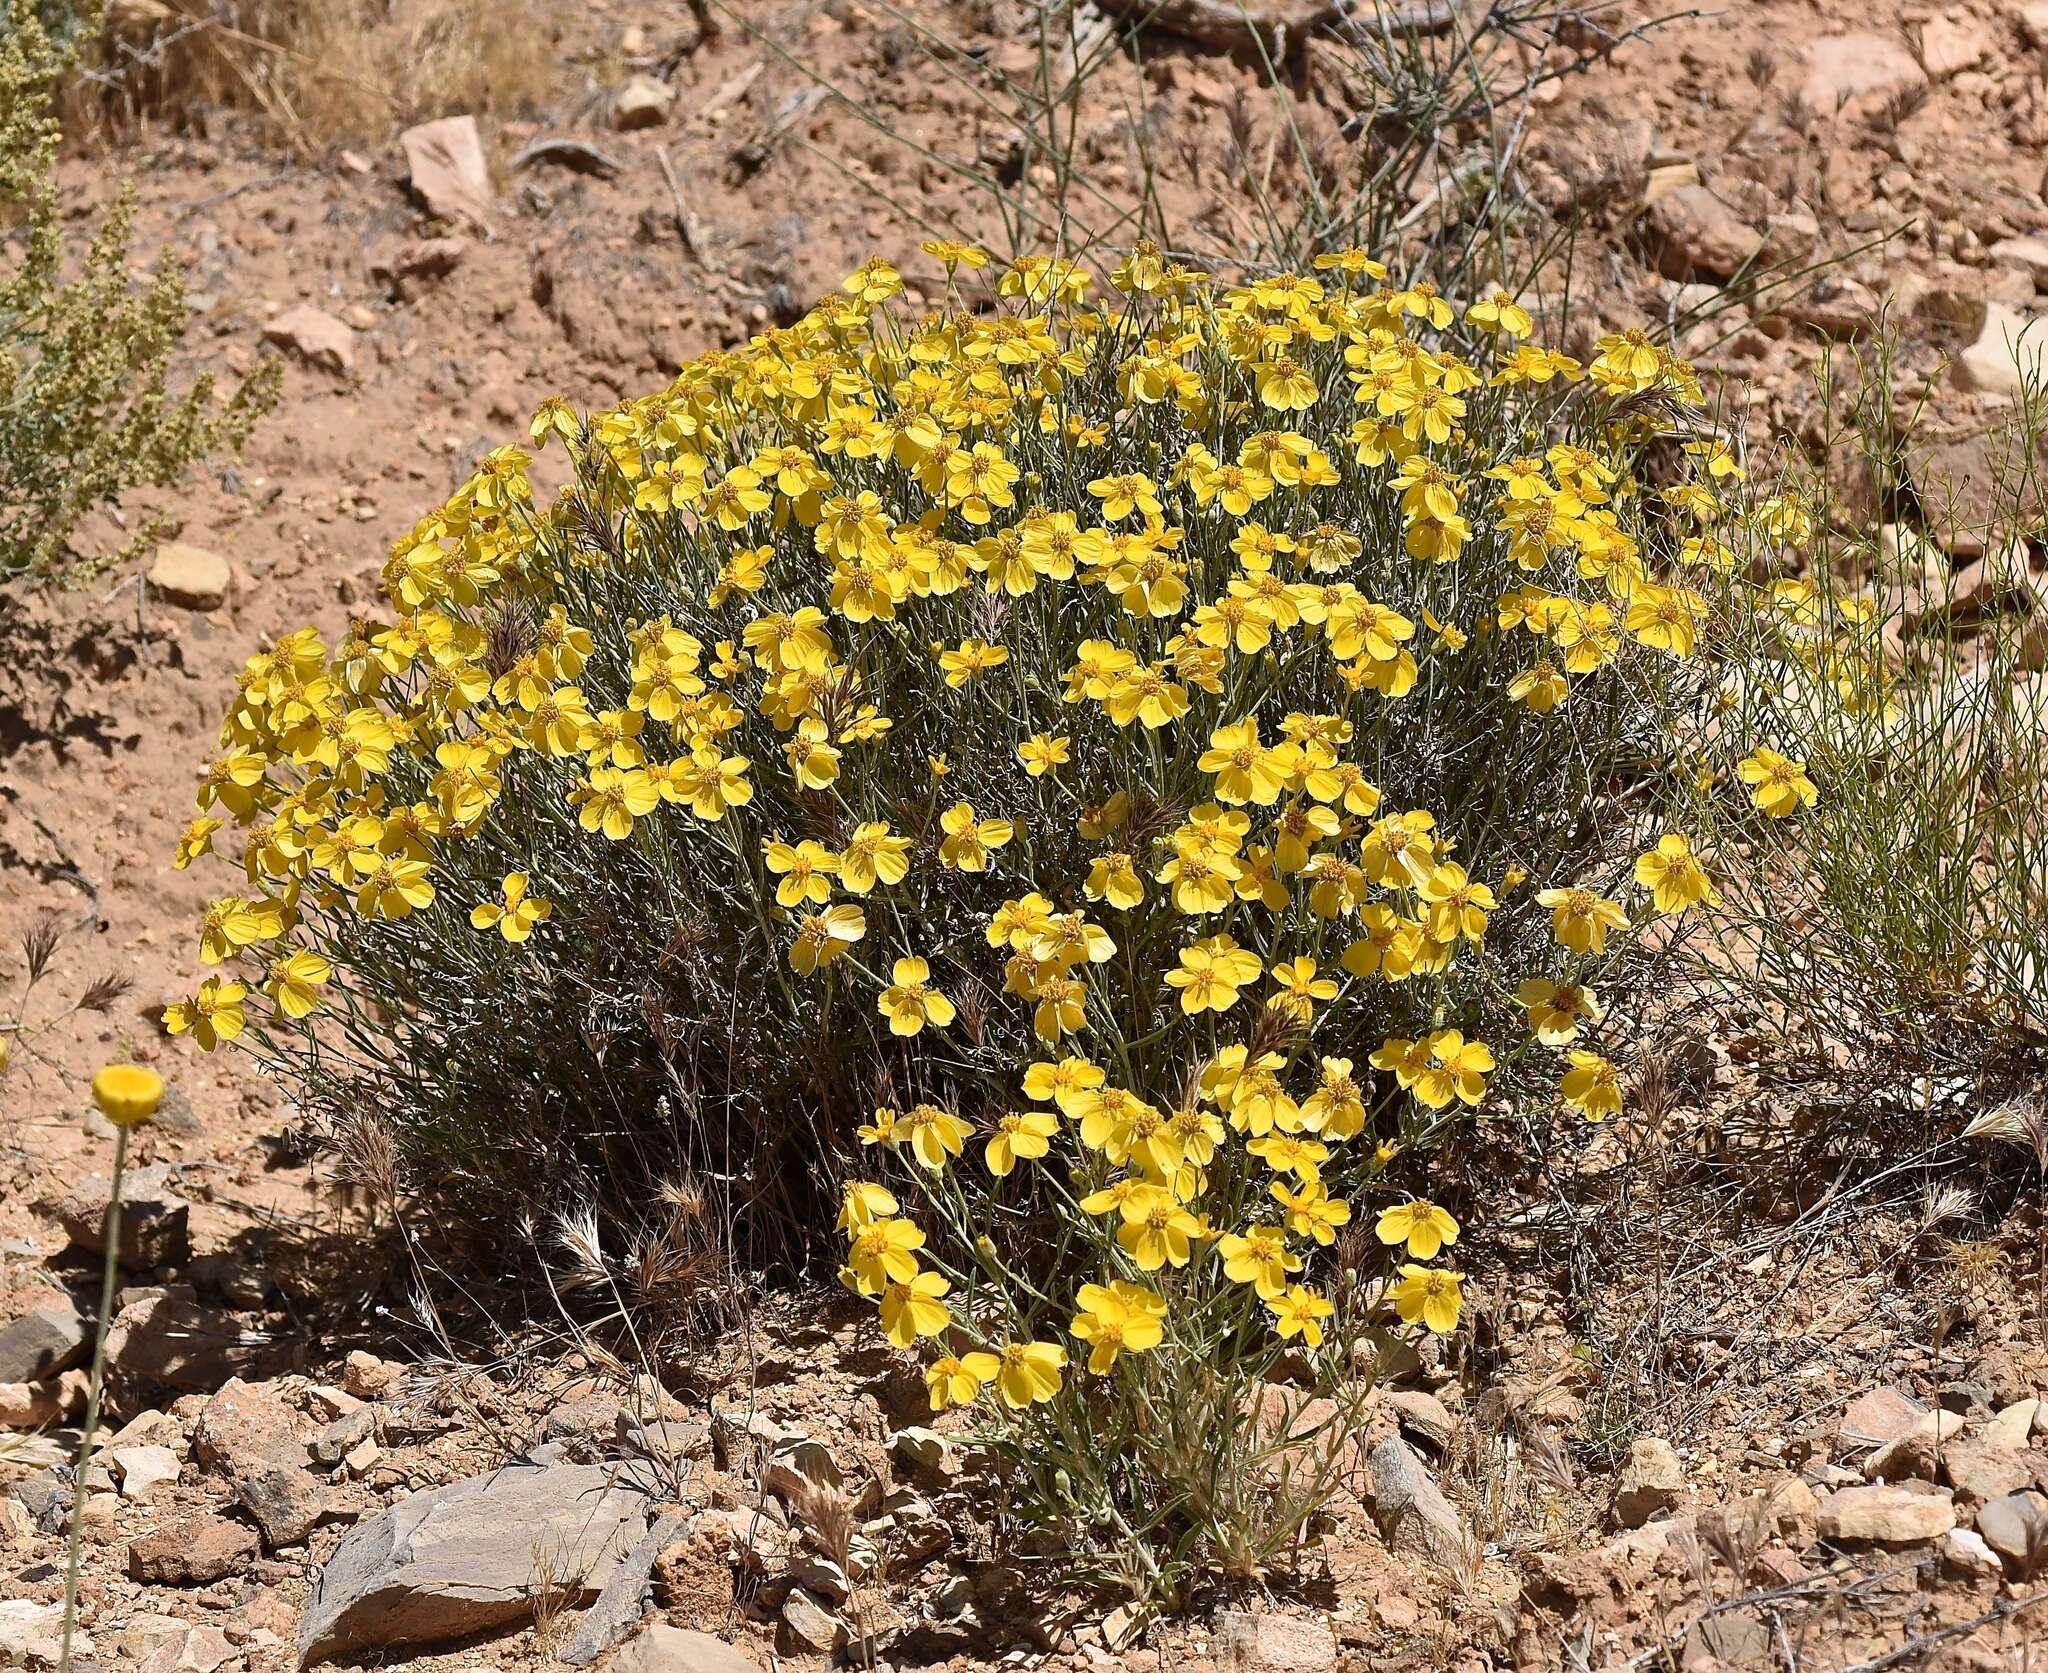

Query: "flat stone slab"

xmin=298 ymin=1461 xmax=651 ymax=1664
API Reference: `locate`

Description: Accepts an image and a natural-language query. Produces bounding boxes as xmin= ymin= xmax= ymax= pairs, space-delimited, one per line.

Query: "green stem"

xmin=59 ymin=1120 xmax=127 ymax=1673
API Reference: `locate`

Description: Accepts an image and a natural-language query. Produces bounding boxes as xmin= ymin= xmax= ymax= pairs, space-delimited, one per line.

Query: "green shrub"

xmin=168 ymin=243 xmax=1791 ymax=1593
xmin=0 ymin=0 xmax=275 ymax=586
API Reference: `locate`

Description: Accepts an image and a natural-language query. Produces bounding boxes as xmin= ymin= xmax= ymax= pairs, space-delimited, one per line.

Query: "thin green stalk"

xmin=58 ymin=1120 xmax=126 ymax=1673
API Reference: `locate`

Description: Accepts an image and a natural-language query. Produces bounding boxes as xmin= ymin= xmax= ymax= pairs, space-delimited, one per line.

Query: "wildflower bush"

xmin=1 ymin=0 xmax=276 ymax=586
xmin=174 ymin=242 xmax=1781 ymax=1593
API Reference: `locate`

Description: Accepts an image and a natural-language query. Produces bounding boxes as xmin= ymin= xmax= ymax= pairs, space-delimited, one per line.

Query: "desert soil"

xmin=4 ymin=1 xmax=2048 ymax=1669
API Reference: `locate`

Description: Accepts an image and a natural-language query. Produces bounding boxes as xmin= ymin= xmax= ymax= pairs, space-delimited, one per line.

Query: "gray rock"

xmin=1976 ymin=1490 xmax=2048 ymax=1576
xmin=1758 ymin=211 xmax=1821 ymax=269
xmin=192 ymin=1376 xmax=327 ymax=1549
xmin=1616 ymin=1437 xmax=1685 ymax=1527
xmin=399 ymin=115 xmax=493 ymax=232
xmin=59 ymin=1165 xmax=190 ymax=1269
xmin=0 ymin=1300 xmax=86 ymax=1383
xmin=1986 ymin=1398 xmax=2041 ymax=1451
xmin=1898 ymin=262 xmax=2036 ymax=331
xmin=789 ymin=1549 xmax=852 ymax=1602
xmin=698 ymin=1504 xmax=784 ymax=1571
xmin=342 ymin=1350 xmax=404 ymax=1399
xmin=186 ymin=1253 xmax=271 ymax=1309
xmin=616 ymin=1409 xmax=710 ymax=1465
xmin=262 ymin=305 xmax=356 ymax=377
xmin=236 ymin=1449 xmax=329 ymax=1549
xmin=605 ymin=1623 xmax=762 ymax=1673
xmin=305 ymin=1384 xmax=365 ymax=1420
xmin=149 ymin=1082 xmax=204 ymax=1139
xmin=1916 ymin=15 xmax=1988 ymax=78
xmin=145 ymin=543 xmax=232 ymax=612
xmin=1909 ymin=415 xmax=2048 ymax=557
xmin=1215 ymin=1609 xmax=1338 ymax=1671
xmin=1942 ymin=1438 xmax=2035 ymax=1503
xmin=559 ymin=1510 xmax=691 ymax=1665
xmin=11 ymin=1468 xmax=70 ymax=1523
xmin=1990 ymin=237 xmax=2048 ymax=289
xmin=195 ymin=1375 xmax=296 ymax=1465
xmin=298 ymin=1462 xmax=651 ymax=1664
xmin=1770 ymin=275 xmax=1877 ymax=339
xmin=369 ymin=236 xmax=469 ymax=299
xmin=115 ymin=1615 xmax=192 ymax=1665
xmin=888 ymin=1425 xmax=955 ymax=1481
xmin=1366 ymin=1434 xmax=1469 ymax=1565
xmin=0 ymin=1371 xmax=84 ymax=1429
xmin=312 ymin=1406 xmax=376 ymax=1465
xmin=1818 ymin=1482 xmax=1957 ymax=1544
xmin=138 ymin=1623 xmax=234 ymax=1673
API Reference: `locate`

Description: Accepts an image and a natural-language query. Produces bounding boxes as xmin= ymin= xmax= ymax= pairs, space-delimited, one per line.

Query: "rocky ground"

xmin=6 ymin=0 xmax=2048 ymax=1668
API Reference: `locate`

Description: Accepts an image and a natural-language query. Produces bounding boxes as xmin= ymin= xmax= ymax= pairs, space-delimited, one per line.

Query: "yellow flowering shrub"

xmin=175 ymin=241 xmax=1768 ymax=1592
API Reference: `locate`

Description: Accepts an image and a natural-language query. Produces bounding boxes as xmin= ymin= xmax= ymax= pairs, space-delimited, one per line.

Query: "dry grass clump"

xmin=86 ymin=0 xmax=563 ymax=149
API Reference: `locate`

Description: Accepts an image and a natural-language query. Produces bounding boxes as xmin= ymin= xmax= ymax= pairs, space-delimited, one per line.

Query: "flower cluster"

xmin=171 ymin=243 xmax=1803 ymax=1466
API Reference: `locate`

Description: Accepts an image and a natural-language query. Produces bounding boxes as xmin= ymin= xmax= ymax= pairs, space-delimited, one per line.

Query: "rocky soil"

xmin=6 ymin=0 xmax=2048 ymax=1668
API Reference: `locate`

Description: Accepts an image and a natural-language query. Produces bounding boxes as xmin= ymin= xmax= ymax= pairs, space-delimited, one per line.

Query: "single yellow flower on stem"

xmin=846 ymin=1217 xmax=924 ymax=1293
xmin=1736 ymin=744 xmax=1817 ymax=818
xmin=985 ymin=1109 xmax=1057 ymax=1177
xmin=902 ymin=1102 xmax=971 ymax=1170
xmin=1375 ymin=1197 xmax=1460 ymax=1260
xmin=926 ymin=1351 xmax=1001 ymax=1412
xmin=835 ymin=1180 xmax=898 ymax=1233
xmin=1069 ymin=1280 xmax=1167 ymax=1372
xmin=92 ymin=1064 xmax=163 ymax=1127
xmin=471 ymin=874 xmax=553 ymax=943
xmin=1390 ymin=1264 xmax=1465 ymax=1334
xmin=1633 ymin=832 xmax=1719 ymax=914
xmin=163 ymin=978 xmax=247 ymax=1052
xmin=1515 ymin=978 xmax=1602 ymax=1046
xmin=1266 ymin=1284 xmax=1336 ymax=1346
xmin=994 ymin=1339 xmax=1067 ymax=1408
xmin=1217 ymin=1226 xmax=1302 ymax=1299
xmin=61 ymin=1062 xmax=167 ymax=1669
xmin=1273 ymin=1179 xmax=1352 ymax=1245
xmin=878 ymin=958 xmax=957 ymax=1037
xmin=879 ymin=1270 xmax=952 ymax=1348
xmin=1534 ymin=885 xmax=1628 ymax=956
xmin=1561 ymin=1050 xmax=1624 ymax=1121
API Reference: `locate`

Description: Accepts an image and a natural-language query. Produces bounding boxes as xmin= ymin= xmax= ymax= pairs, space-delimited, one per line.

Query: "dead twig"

xmin=510 ymin=138 xmax=624 ymax=179
xmin=1835 ymin=1590 xmax=2048 ymax=1672
xmin=653 ymin=146 xmax=705 ymax=263
xmin=1091 ymin=0 xmax=1458 ymax=52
